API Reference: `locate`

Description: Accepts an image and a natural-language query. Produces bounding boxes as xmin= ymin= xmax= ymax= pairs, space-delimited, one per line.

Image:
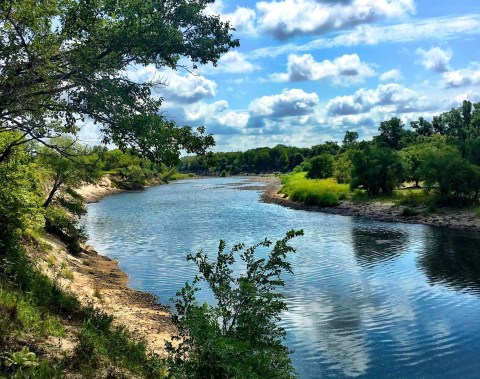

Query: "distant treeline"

xmin=179 ymin=100 xmax=480 ymax=205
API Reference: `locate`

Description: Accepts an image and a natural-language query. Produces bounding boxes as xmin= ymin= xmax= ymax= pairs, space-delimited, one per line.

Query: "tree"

xmin=306 ymin=154 xmax=334 ymax=179
xmin=399 ymin=144 xmax=425 ymax=188
xmin=410 ymin=117 xmax=433 ymax=137
xmin=342 ymin=131 xmax=359 ymax=147
xmin=38 ymin=138 xmax=101 ymax=209
xmin=420 ymin=145 xmax=480 ymax=204
xmin=333 ymin=151 xmax=353 ymax=184
xmin=0 ymin=132 xmax=44 ymax=244
xmin=350 ymin=145 xmax=404 ymax=196
xmin=0 ymin=0 xmax=238 ymax=162
xmin=376 ymin=117 xmax=405 ymax=150
xmin=166 ymin=230 xmax=304 ymax=379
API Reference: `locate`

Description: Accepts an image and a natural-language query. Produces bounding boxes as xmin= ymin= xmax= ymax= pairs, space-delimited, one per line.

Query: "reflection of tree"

xmin=418 ymin=228 xmax=480 ymax=295
xmin=351 ymin=225 xmax=407 ymax=267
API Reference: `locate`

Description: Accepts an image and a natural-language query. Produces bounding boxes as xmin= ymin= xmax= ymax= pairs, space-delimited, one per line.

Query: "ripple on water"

xmin=85 ymin=178 xmax=480 ymax=379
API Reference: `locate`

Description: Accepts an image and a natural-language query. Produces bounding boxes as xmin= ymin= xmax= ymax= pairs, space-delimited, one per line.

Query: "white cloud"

xmin=443 ymin=63 xmax=480 ymax=88
xmin=416 ymin=47 xmax=452 ymax=73
xmin=272 ymin=53 xmax=375 ymax=85
xmin=157 ymin=72 xmax=217 ymax=104
xmin=256 ymin=0 xmax=415 ymax=39
xmin=252 ymin=15 xmax=480 ymax=58
xmin=248 ymin=88 xmax=320 ymax=117
xmin=183 ymin=100 xmax=229 ymax=122
xmin=205 ymin=0 xmax=257 ymax=35
xmin=327 ymin=83 xmax=428 ymax=115
xmin=379 ymin=69 xmax=403 ymax=82
xmin=217 ymin=51 xmax=257 ymax=74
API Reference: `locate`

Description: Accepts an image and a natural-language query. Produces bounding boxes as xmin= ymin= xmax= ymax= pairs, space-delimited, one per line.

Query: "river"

xmin=84 ymin=177 xmax=480 ymax=378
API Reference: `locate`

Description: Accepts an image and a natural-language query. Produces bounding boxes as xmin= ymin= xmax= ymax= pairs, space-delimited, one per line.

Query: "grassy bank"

xmin=0 ymin=237 xmax=166 ymax=378
xmin=279 ymin=172 xmax=350 ymax=206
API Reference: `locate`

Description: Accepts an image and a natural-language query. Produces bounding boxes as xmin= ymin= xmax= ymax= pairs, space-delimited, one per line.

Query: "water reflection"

xmin=85 ymin=178 xmax=480 ymax=379
xmin=351 ymin=224 xmax=408 ymax=267
xmin=418 ymin=228 xmax=480 ymax=295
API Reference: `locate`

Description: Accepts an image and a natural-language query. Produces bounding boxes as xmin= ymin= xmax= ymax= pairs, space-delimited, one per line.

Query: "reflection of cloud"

xmin=284 ymin=292 xmax=371 ymax=377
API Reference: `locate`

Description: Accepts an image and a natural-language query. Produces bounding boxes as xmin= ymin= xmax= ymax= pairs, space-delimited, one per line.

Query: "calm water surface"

xmin=84 ymin=177 xmax=480 ymax=378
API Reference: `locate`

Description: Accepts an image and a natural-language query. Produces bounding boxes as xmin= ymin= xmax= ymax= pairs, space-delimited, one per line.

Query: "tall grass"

xmin=280 ymin=172 xmax=350 ymax=206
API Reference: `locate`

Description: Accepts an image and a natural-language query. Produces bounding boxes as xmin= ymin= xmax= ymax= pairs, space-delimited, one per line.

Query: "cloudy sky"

xmin=83 ymin=0 xmax=480 ymax=151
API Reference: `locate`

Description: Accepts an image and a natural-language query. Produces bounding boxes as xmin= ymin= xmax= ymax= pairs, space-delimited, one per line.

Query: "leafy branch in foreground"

xmin=166 ymin=230 xmax=304 ymax=379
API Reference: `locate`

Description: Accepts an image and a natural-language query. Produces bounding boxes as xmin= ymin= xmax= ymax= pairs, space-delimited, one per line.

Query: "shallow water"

xmin=84 ymin=177 xmax=480 ymax=378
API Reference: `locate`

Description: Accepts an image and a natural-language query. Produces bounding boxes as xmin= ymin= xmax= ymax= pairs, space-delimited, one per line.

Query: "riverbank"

xmin=31 ymin=176 xmax=178 ymax=355
xmin=259 ymin=176 xmax=480 ymax=233
xmin=35 ymin=235 xmax=176 ymax=355
xmin=75 ymin=176 xmax=124 ymax=203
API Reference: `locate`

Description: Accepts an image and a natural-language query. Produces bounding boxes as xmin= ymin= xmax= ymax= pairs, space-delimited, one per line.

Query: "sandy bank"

xmin=75 ymin=176 xmax=123 ymax=204
xmin=258 ymin=176 xmax=480 ymax=233
xmin=36 ymin=235 xmax=176 ymax=355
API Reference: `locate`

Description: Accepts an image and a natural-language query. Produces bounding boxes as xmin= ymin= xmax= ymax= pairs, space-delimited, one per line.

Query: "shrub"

xmin=166 ymin=231 xmax=303 ymax=379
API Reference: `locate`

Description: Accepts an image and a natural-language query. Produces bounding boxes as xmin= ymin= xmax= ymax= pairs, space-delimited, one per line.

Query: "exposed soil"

xmin=257 ymin=176 xmax=480 ymax=233
xmin=75 ymin=176 xmax=123 ymax=204
xmin=35 ymin=235 xmax=176 ymax=356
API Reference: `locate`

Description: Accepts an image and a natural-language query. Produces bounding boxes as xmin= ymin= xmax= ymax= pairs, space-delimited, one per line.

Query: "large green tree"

xmin=350 ymin=145 xmax=404 ymax=196
xmin=0 ymin=0 xmax=238 ymax=162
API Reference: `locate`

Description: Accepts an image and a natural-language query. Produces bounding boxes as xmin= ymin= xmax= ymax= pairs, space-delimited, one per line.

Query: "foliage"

xmin=333 ymin=151 xmax=353 ymax=184
xmin=306 ymin=154 xmax=334 ymax=179
xmin=0 ymin=0 xmax=238 ymax=163
xmin=37 ymin=137 xmax=102 ymax=208
xmin=376 ymin=117 xmax=405 ymax=150
xmin=420 ymin=145 xmax=480 ymax=204
xmin=44 ymin=205 xmax=87 ymax=255
xmin=166 ymin=230 xmax=304 ymax=379
xmin=280 ymin=172 xmax=350 ymax=206
xmin=342 ymin=131 xmax=359 ymax=147
xmin=0 ymin=133 xmax=44 ymax=244
xmin=350 ymin=145 xmax=404 ymax=196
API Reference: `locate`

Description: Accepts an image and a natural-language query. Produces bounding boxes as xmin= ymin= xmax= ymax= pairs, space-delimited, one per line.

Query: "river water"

xmin=84 ymin=177 xmax=480 ymax=378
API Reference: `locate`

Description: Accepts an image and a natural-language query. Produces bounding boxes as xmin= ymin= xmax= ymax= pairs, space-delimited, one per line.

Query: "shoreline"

xmin=258 ymin=176 xmax=480 ymax=233
xmin=62 ymin=175 xmax=478 ymax=352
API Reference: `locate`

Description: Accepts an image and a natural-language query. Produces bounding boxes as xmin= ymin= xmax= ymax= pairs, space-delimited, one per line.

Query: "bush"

xmin=166 ymin=231 xmax=303 ymax=379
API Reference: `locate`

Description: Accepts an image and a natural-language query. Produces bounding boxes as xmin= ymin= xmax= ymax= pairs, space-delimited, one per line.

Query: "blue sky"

xmin=82 ymin=0 xmax=480 ymax=151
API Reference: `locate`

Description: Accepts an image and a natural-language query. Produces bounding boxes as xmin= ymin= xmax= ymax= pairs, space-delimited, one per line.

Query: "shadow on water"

xmin=418 ymin=228 xmax=480 ymax=295
xmin=351 ymin=224 xmax=408 ymax=267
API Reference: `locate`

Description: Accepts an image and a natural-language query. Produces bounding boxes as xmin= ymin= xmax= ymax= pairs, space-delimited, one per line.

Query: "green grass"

xmin=280 ymin=172 xmax=350 ymax=206
xmin=0 ymin=285 xmax=65 ymax=340
xmin=0 ymin=238 xmax=167 ymax=378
